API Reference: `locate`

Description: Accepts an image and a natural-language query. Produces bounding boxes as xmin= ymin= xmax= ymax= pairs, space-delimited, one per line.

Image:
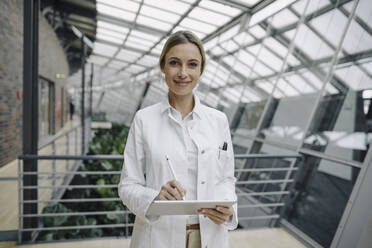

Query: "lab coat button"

xmin=201 ymin=181 xmax=205 ymax=184
xmin=201 ymin=150 xmax=205 ymax=154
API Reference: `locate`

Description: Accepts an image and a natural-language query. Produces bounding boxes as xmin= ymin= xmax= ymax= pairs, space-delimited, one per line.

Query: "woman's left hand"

xmin=198 ymin=206 xmax=233 ymax=225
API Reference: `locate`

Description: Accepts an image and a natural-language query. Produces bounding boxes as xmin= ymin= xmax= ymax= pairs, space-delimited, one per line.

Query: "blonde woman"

xmin=118 ymin=30 xmax=238 ymax=248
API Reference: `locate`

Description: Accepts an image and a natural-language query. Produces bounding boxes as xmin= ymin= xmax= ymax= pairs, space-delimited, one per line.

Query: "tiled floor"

xmin=0 ymin=228 xmax=306 ymax=248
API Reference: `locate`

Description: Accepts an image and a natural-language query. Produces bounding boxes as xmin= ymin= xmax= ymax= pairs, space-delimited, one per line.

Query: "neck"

xmin=168 ymin=92 xmax=195 ymax=119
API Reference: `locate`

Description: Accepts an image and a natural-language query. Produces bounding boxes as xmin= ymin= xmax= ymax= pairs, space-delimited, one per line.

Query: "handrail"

xmin=235 ymin=154 xmax=302 ymax=159
xmin=19 ymin=154 xmax=123 ymax=160
xmin=17 ymin=153 xmax=303 ymax=243
xmin=19 ymin=154 xmax=300 ymax=160
xmin=38 ymin=124 xmax=80 ymax=150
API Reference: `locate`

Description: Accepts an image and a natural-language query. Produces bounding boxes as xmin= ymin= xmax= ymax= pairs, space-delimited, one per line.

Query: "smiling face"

xmin=161 ymin=43 xmax=202 ymax=98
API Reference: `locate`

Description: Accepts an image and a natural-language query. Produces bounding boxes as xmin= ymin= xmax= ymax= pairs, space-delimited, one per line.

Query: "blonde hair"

xmin=159 ymin=30 xmax=206 ymax=74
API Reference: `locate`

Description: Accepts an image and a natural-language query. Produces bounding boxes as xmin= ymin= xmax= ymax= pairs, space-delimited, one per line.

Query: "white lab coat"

xmin=118 ymin=95 xmax=238 ymax=248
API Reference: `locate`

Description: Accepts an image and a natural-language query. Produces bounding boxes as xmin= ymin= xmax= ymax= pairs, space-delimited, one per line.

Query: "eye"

xmin=169 ymin=60 xmax=178 ymax=65
xmin=189 ymin=62 xmax=198 ymax=67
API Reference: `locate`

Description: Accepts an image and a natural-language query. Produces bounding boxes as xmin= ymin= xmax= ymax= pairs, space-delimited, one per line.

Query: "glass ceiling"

xmin=67 ymin=0 xmax=372 ymax=126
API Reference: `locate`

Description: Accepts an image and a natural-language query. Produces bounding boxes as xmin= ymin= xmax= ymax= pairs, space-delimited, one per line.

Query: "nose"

xmin=177 ymin=65 xmax=187 ymax=78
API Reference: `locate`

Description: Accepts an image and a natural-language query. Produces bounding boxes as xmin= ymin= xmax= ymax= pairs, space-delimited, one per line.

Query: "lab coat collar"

xmin=160 ymin=93 xmax=203 ymax=120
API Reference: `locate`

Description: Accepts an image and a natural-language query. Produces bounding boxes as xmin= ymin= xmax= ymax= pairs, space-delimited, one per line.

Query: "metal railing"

xmin=17 ymin=153 xmax=303 ymax=244
xmin=37 ymin=124 xmax=81 ymax=202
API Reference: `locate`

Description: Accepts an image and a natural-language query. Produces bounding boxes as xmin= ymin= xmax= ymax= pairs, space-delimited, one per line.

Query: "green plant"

xmin=38 ymin=123 xmax=133 ymax=241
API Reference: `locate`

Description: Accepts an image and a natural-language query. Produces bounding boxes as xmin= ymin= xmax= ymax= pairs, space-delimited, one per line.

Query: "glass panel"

xmin=310 ymin=9 xmax=349 ymax=48
xmin=96 ymin=33 xmax=122 ymax=45
xmin=271 ymin=6 xmax=299 ymax=29
xmin=303 ymin=1 xmax=372 ymax=163
xmin=260 ymin=91 xmax=319 ymax=146
xmin=258 ymin=47 xmax=283 ymax=72
xmin=140 ymin=5 xmax=180 ymax=23
xmin=144 ymin=0 xmax=190 ymax=15
xmin=248 ymin=25 xmax=267 ymax=39
xmin=108 ymin=60 xmax=128 ymax=69
xmin=130 ymin=30 xmax=159 ymax=42
xmin=136 ymin=55 xmax=158 ymax=67
xmin=125 ymin=40 xmax=153 ymax=51
xmin=97 ymin=0 xmax=139 ymax=12
xmin=235 ymin=101 xmax=267 ymax=137
xmin=126 ymin=64 xmax=145 ymax=73
xmin=88 ymin=55 xmax=109 ymax=65
xmin=259 ymin=0 xmax=352 ymax=148
xmin=96 ymin=3 xmax=136 ymax=22
xmin=116 ymin=49 xmax=141 ymax=61
xmin=93 ymin=42 xmax=118 ymax=57
xmin=136 ymin=15 xmax=172 ymax=31
xmin=188 ymin=7 xmax=231 ymax=26
xmin=283 ymin=25 xmax=334 ymax=60
xmin=97 ymin=20 xmax=129 ymax=34
xmin=344 ymin=0 xmax=372 ymax=26
xmin=284 ymin=156 xmax=359 ymax=247
xmin=292 ymin=0 xmax=330 ymax=16
xmin=179 ymin=17 xmax=216 ymax=34
xmin=97 ymin=28 xmax=127 ymax=39
xmin=198 ymin=0 xmax=242 ymax=17
xmin=342 ymin=0 xmax=372 ymax=54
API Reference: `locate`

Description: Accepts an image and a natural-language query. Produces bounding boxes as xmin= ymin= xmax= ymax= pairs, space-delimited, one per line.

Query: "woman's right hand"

xmin=154 ymin=180 xmax=186 ymax=200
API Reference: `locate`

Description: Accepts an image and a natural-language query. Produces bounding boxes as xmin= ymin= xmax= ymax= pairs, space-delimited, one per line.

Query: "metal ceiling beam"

xmin=262 ymin=20 xmax=349 ymax=93
xmin=273 ymin=0 xmax=353 ymax=35
xmin=101 ymin=0 xmax=145 ymax=69
xmin=213 ymin=0 xmax=360 ymax=93
xmin=207 ymin=0 xmax=250 ymax=10
xmin=212 ymin=0 xmax=353 ymax=59
xmin=288 ymin=4 xmax=372 ymax=82
xmin=206 ymin=50 xmax=270 ymax=98
xmin=95 ymin=38 xmax=159 ymax=58
xmin=128 ymin=0 xmax=203 ymax=77
xmin=202 ymin=0 xmax=276 ymax=43
xmin=97 ymin=13 xmax=167 ymax=37
xmin=92 ymin=52 xmax=147 ymax=69
xmin=250 ymin=48 xmax=372 ymax=83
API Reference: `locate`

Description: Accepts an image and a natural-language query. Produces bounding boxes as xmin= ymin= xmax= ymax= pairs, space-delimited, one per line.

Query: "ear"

xmin=160 ymin=66 xmax=165 ymax=74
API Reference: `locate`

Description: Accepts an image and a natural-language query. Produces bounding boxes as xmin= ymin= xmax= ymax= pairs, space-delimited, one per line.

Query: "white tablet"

xmin=146 ymin=200 xmax=236 ymax=216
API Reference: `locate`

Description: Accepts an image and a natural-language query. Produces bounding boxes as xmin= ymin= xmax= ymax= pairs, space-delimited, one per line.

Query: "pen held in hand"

xmin=165 ymin=155 xmax=185 ymax=200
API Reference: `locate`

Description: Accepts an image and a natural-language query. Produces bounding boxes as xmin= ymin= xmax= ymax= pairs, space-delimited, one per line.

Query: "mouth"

xmin=174 ymin=80 xmax=191 ymax=87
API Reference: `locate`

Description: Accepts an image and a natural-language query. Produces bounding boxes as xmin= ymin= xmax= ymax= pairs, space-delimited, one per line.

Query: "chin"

xmin=169 ymin=88 xmax=193 ymax=97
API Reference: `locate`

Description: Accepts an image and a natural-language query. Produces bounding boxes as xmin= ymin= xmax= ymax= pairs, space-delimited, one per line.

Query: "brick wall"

xmin=0 ymin=0 xmax=23 ymax=167
xmin=0 ymin=0 xmax=69 ymax=168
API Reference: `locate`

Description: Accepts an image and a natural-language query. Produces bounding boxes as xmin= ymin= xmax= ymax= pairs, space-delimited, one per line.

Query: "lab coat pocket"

xmin=215 ymin=148 xmax=228 ymax=180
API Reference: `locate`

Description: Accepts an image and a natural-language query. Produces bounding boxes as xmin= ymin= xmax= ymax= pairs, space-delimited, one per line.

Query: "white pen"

xmin=165 ymin=155 xmax=185 ymax=200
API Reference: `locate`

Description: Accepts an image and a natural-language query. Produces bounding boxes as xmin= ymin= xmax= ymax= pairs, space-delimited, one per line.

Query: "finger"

xmin=155 ymin=191 xmax=167 ymax=201
xmin=216 ymin=206 xmax=233 ymax=216
xmin=204 ymin=213 xmax=224 ymax=225
xmin=161 ymin=188 xmax=177 ymax=200
xmin=157 ymin=195 xmax=167 ymax=200
xmin=163 ymin=190 xmax=176 ymax=200
xmin=169 ymin=180 xmax=186 ymax=198
xmin=164 ymin=184 xmax=182 ymax=200
xmin=201 ymin=209 xmax=229 ymax=222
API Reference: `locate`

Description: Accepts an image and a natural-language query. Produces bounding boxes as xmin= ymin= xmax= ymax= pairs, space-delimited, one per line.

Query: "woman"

xmin=118 ymin=30 xmax=238 ymax=248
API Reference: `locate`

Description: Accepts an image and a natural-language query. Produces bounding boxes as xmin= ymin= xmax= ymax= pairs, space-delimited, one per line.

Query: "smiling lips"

xmin=174 ymin=80 xmax=191 ymax=86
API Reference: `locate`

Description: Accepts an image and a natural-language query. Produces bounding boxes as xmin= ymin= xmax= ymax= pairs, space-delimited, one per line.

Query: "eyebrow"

xmin=168 ymin=57 xmax=200 ymax=62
